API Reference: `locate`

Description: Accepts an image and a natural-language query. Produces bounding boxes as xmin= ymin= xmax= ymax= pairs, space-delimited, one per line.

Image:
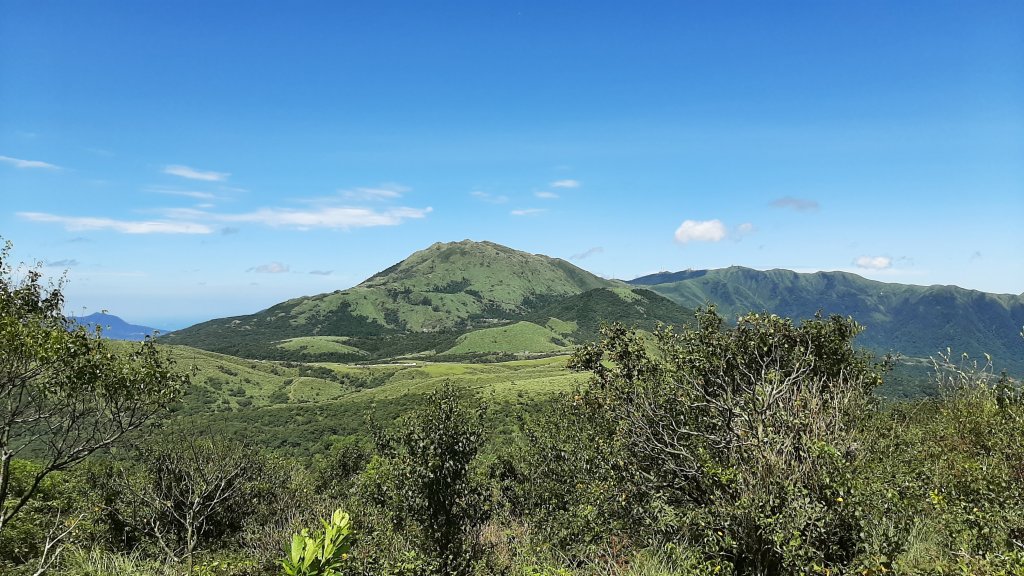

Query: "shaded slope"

xmin=526 ymin=287 xmax=694 ymax=342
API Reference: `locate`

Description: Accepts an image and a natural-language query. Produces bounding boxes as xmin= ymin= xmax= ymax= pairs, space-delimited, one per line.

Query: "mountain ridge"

xmin=163 ymin=240 xmax=1022 ymax=375
xmin=629 ymin=265 xmax=1024 ymax=375
xmin=163 ymin=240 xmax=687 ymax=361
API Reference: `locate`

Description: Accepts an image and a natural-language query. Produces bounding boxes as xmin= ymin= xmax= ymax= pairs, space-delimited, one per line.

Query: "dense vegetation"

xmin=4 ymin=240 xmax=1023 ymax=575
xmin=4 ymin=309 xmax=1023 ymax=574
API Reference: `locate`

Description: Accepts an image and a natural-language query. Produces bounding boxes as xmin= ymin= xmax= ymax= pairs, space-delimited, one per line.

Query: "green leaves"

xmin=359 ymin=383 xmax=487 ymax=575
xmin=281 ymin=509 xmax=353 ymax=576
xmin=0 ymin=239 xmax=189 ymax=538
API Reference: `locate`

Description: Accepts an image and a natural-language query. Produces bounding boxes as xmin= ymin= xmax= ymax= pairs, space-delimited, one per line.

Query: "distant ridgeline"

xmin=163 ymin=240 xmax=1024 ymax=383
xmin=629 ymin=266 xmax=1024 ymax=379
xmin=70 ymin=312 xmax=164 ymax=341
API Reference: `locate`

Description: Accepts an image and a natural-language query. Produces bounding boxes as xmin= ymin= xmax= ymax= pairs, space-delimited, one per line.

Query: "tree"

xmin=362 ymin=383 xmax=487 ymax=575
xmin=0 ymin=240 xmax=189 ymax=537
xmin=100 ymin=431 xmax=275 ymax=573
xmin=561 ymin=308 xmax=887 ymax=574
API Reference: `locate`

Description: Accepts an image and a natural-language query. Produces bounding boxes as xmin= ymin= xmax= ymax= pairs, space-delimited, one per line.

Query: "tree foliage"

xmin=0 ymin=240 xmax=189 ymax=538
xmin=517 ymin=308 xmax=888 ymax=573
xmin=359 ymin=383 xmax=487 ymax=575
xmin=96 ymin=430 xmax=277 ymax=572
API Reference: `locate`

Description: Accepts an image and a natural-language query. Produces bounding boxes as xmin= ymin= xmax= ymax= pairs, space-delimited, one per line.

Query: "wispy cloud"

xmin=511 ymin=208 xmax=546 ymax=216
xmin=341 ymin=184 xmax=410 ymax=201
xmin=23 ymin=187 xmax=432 ymax=235
xmin=571 ymin=247 xmax=604 ymax=260
xmin=854 ymin=256 xmax=892 ymax=270
xmin=770 ymin=196 xmax=819 ymax=212
xmin=248 ymin=262 xmax=290 ymax=274
xmin=309 ymin=270 xmax=333 ymax=275
xmin=0 ymin=155 xmax=60 ymax=170
xmin=220 ymin=206 xmax=432 ymax=229
xmin=164 ymin=164 xmax=230 ymax=182
xmin=550 ymin=179 xmax=580 ymax=189
xmin=737 ymin=222 xmax=755 ymax=234
xmin=45 ymin=259 xmax=79 ymax=267
xmin=675 ymin=219 xmax=727 ymax=244
xmin=535 ymin=191 xmax=559 ymax=199
xmin=18 ymin=212 xmax=213 ymax=234
xmin=148 ymin=188 xmax=219 ymax=201
xmin=471 ymin=191 xmax=509 ymax=204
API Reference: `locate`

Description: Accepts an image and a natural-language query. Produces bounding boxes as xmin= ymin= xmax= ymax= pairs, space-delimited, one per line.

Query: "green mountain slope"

xmin=526 ymin=287 xmax=693 ymax=342
xmin=164 ymin=240 xmax=633 ymax=360
xmin=631 ymin=267 xmax=1024 ymax=375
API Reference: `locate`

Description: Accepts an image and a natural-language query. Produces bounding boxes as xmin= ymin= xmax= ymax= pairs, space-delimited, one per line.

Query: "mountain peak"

xmin=358 ymin=240 xmax=602 ymax=298
xmin=168 ymin=240 xmax=621 ymax=357
xmin=70 ymin=312 xmax=164 ymax=341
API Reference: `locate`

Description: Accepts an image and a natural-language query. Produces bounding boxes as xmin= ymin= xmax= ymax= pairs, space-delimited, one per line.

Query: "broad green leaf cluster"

xmin=281 ymin=509 xmax=352 ymax=576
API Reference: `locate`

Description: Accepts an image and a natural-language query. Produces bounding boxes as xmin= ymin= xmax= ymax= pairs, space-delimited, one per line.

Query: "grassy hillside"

xmin=632 ymin=266 xmax=1024 ymax=375
xmin=443 ymin=321 xmax=569 ymax=356
xmin=164 ymin=240 xmax=617 ymax=360
xmin=160 ymin=344 xmax=582 ymax=455
xmin=163 ymin=241 xmax=700 ymax=363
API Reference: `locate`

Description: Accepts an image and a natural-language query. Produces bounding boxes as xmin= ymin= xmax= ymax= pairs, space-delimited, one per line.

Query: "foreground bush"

xmin=353 ymin=382 xmax=488 ymax=575
xmin=281 ymin=509 xmax=353 ymax=576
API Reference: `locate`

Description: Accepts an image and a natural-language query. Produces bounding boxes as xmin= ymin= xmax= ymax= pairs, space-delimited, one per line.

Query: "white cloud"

xmin=309 ymin=270 xmax=333 ymax=275
xmin=550 ymin=179 xmax=580 ymax=189
xmin=0 ymin=155 xmax=60 ymax=170
xmin=738 ymin=222 xmax=755 ymax=234
xmin=221 ymin=206 xmax=432 ymax=229
xmin=534 ymin=191 xmax=559 ymax=199
xmin=163 ymin=164 xmax=230 ymax=182
xmin=22 ymin=193 xmax=432 ymax=235
xmin=471 ymin=191 xmax=509 ymax=204
xmin=771 ymin=196 xmax=819 ymax=211
xmin=342 ymin=184 xmax=410 ymax=200
xmin=510 ymin=208 xmax=546 ymax=216
xmin=248 ymin=262 xmax=290 ymax=274
xmin=674 ymin=219 xmax=727 ymax=244
xmin=18 ymin=212 xmax=213 ymax=234
xmin=854 ymin=256 xmax=892 ymax=270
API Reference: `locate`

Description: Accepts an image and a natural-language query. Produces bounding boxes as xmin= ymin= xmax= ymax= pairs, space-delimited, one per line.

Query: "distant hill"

xmin=71 ymin=312 xmax=164 ymax=341
xmin=164 ymin=240 xmax=693 ymax=361
xmin=630 ymin=266 xmax=1024 ymax=376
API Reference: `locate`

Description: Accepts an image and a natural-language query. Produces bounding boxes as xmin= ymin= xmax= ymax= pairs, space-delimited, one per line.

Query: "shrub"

xmin=356 ymin=383 xmax=487 ymax=575
xmin=519 ymin=308 xmax=887 ymax=573
xmin=281 ymin=509 xmax=353 ymax=576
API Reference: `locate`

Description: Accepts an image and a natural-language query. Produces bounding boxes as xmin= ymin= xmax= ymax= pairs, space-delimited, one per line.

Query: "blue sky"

xmin=2 ymin=1 xmax=1022 ymax=328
